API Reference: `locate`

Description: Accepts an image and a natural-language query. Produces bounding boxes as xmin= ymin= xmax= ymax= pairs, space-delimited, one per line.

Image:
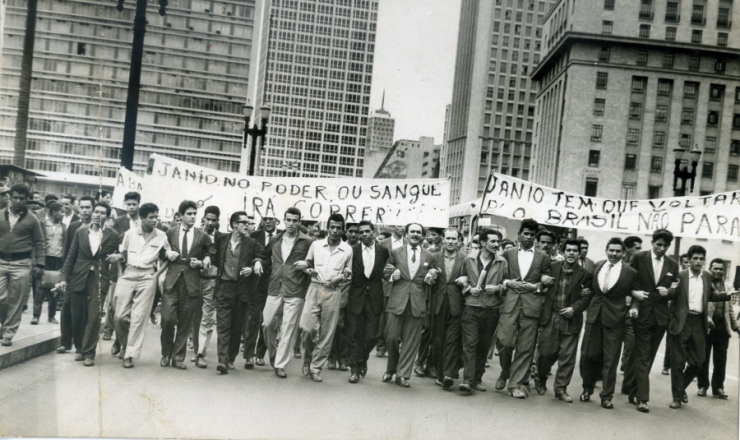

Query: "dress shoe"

xmin=413 ymin=365 xmax=425 ymax=377
xmin=697 ymin=387 xmax=707 ymax=397
xmin=382 ymin=372 xmax=393 ymax=382
xmin=244 ymin=358 xmax=254 ymax=369
xmin=495 ymin=376 xmax=506 ymax=391
xmin=555 ymin=391 xmax=573 ymax=403
xmin=328 ymin=361 xmax=337 ymax=370
xmin=217 ymin=363 xmax=228 ymax=374
xmin=601 ymin=399 xmax=613 ymax=409
xmin=75 ymin=353 xmax=84 ymax=361
xmin=534 ymin=378 xmax=546 ymax=395
xmin=276 ymin=368 xmax=287 ymax=378
xmin=579 ymin=390 xmax=591 ymax=402
xmin=443 ymin=376 xmax=454 ymax=389
xmin=669 ymin=400 xmax=682 ymax=409
xmin=713 ymin=389 xmax=728 ymax=399
xmin=435 ymin=379 xmax=444 ymax=387
xmin=160 ymin=356 xmax=171 ymax=367
xmin=196 ymin=356 xmax=207 ymax=369
xmin=150 ymin=314 xmax=157 ymax=325
xmin=111 ymin=342 xmax=121 ymax=356
xmin=227 ymin=362 xmax=235 ymax=370
xmin=661 ymin=368 xmax=670 ymax=375
xmin=172 ymin=360 xmax=187 ymax=370
xmin=56 ymin=346 xmax=68 ymax=354
xmin=628 ymin=395 xmax=638 ymax=405
xmin=349 ymin=373 xmax=359 ymax=383
xmin=31 ymin=317 xmax=39 ymax=325
xmin=376 ymin=349 xmax=386 ymax=358
xmin=510 ymin=388 xmax=527 ymax=399
xmin=256 ymin=357 xmax=265 ymax=366
xmin=83 ymin=359 xmax=94 ymax=367
xmin=123 ymin=357 xmax=134 ymax=368
xmin=338 ymin=363 xmax=349 ymax=371
xmin=459 ymin=382 xmax=473 ymax=393
xmin=681 ymin=393 xmax=689 ymax=404
xmin=190 ymin=356 xmax=196 ymax=362
xmin=101 ymin=332 xmax=112 ymax=341
xmin=1 ymin=338 xmax=11 ymax=347
xmin=294 ymin=348 xmax=302 ymax=359
xmin=48 ymin=317 xmax=59 ymax=324
xmin=637 ymin=401 xmax=649 ymax=413
xmin=474 ymin=383 xmax=486 ymax=392
xmin=396 ymin=377 xmax=410 ymax=387
xmin=302 ymin=363 xmax=311 ymax=377
xmin=360 ymin=366 xmax=367 ymax=377
xmin=310 ymin=372 xmax=323 ymax=382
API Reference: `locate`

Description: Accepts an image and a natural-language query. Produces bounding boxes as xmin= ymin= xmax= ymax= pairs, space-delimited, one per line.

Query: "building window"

xmin=596 ymin=72 xmax=608 ymax=90
xmin=604 ymin=0 xmax=615 ymax=10
xmin=729 ymin=165 xmax=739 ymax=182
xmin=637 ymin=50 xmax=649 ymax=66
xmin=715 ymin=59 xmax=726 ymax=73
xmin=593 ymin=98 xmax=606 ymax=116
xmin=684 ymin=82 xmax=698 ymax=99
xmin=631 ymin=76 xmax=647 ymax=94
xmin=691 ymin=4 xmax=705 ymax=24
xmin=717 ymin=8 xmax=730 ymax=27
xmin=679 ymin=133 xmax=692 ymax=148
xmin=688 ymin=56 xmax=700 ymax=71
xmin=602 ymin=20 xmax=614 ymax=35
xmin=648 ymin=186 xmax=662 ymax=199
xmin=665 ymin=2 xmax=679 ymax=22
xmin=665 ymin=27 xmax=677 ymax=40
xmin=653 ymin=131 xmax=666 ymax=148
xmin=640 ymin=0 xmax=654 ymax=19
xmin=705 ymin=137 xmax=717 ymax=154
xmin=650 ymin=156 xmax=663 ymax=173
xmin=731 ymin=140 xmax=740 ymax=156
xmin=736 ymin=87 xmax=740 ymax=103
xmin=77 ymin=43 xmax=86 ymax=55
xmin=655 ymin=105 xmax=668 ymax=122
xmin=588 ymin=150 xmax=601 ymax=167
xmin=691 ymin=30 xmax=703 ymax=44
xmin=657 ymin=79 xmax=673 ymax=96
xmin=718 ymin=33 xmax=728 ymax=47
xmin=734 ymin=114 xmax=740 ymax=129
xmin=707 ymin=111 xmax=719 ymax=126
xmin=661 ymin=53 xmax=674 ymax=68
xmin=599 ymin=47 xmax=611 ymax=62
xmin=629 ymin=103 xmax=643 ymax=119
xmin=702 ymin=162 xmax=714 ymax=179
xmin=625 ymin=154 xmax=637 ymax=170
xmin=585 ymin=178 xmax=599 ymax=197
xmin=626 ymin=129 xmax=641 ymax=145
xmin=591 ymin=125 xmax=603 ymax=142
xmin=681 ymin=108 xmax=694 ymax=125
xmin=639 ymin=24 xmax=651 ymax=38
xmin=622 ymin=184 xmax=636 ymax=199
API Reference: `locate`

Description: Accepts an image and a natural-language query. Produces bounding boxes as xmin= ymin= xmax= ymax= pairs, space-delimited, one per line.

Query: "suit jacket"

xmin=579 ymin=257 xmax=595 ymax=272
xmin=586 ymin=260 xmax=639 ymax=328
xmin=114 ymin=215 xmax=135 ymax=235
xmin=384 ymin=245 xmax=436 ymax=318
xmin=348 ymin=242 xmax=389 ymax=315
xmin=379 ymin=235 xmax=406 ymax=298
xmin=707 ymin=280 xmax=739 ymax=337
xmin=500 ymin=246 xmax=551 ymax=318
xmin=539 ymin=261 xmax=593 ymax=334
xmin=161 ymin=226 xmax=213 ymax=297
xmin=212 ymin=233 xmax=267 ymax=301
xmin=61 ymin=226 xmax=120 ymax=293
xmin=431 ymin=250 xmax=467 ymax=317
xmin=265 ymin=231 xmax=313 ymax=298
xmin=629 ymin=250 xmax=679 ymax=326
xmin=668 ymin=270 xmax=733 ymax=335
xmin=64 ymin=220 xmax=90 ymax=261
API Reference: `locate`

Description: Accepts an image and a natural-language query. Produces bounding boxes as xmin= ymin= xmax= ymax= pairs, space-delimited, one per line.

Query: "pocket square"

xmin=423 ymin=262 xmax=429 ymax=266
xmin=666 ymin=272 xmax=673 ymax=277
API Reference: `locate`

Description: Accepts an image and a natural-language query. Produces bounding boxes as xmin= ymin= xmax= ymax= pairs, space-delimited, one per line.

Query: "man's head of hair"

xmin=79 ymin=195 xmax=95 ymax=207
xmin=624 ymin=236 xmax=643 ymax=250
xmin=709 ymin=258 xmax=726 ymax=269
xmin=405 ymin=222 xmax=426 ymax=236
xmin=62 ymin=193 xmax=76 ymax=204
xmin=178 ymin=200 xmax=198 ymax=215
xmin=44 ymin=194 xmax=59 ymax=206
xmin=9 ymin=183 xmax=30 ymax=198
xmin=327 ymin=213 xmax=345 ymax=230
xmin=138 ymin=203 xmax=159 ymax=219
xmin=358 ymin=220 xmax=374 ymax=231
xmin=96 ymin=190 xmax=111 ymax=200
xmin=562 ymin=239 xmax=581 ymax=252
xmin=652 ymin=228 xmax=674 ymax=245
xmin=686 ymin=245 xmax=706 ymax=260
xmin=605 ymin=237 xmax=626 ymax=251
xmin=284 ymin=207 xmax=302 ymax=220
xmin=479 ymin=228 xmax=502 ymax=243
xmin=518 ymin=218 xmax=539 ymax=234
xmin=204 ymin=205 xmax=220 ymax=218
xmin=94 ymin=202 xmax=111 ymax=217
xmin=123 ymin=191 xmax=141 ymax=203
xmin=47 ymin=201 xmax=63 ymax=215
xmin=535 ymin=229 xmax=557 ymax=243
xmin=230 ymin=211 xmax=248 ymax=228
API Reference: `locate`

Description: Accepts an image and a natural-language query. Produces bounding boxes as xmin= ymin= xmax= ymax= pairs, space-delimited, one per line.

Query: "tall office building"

xmin=362 ymin=98 xmax=394 ymax=177
xmin=372 ymin=137 xmax=440 ymax=179
xmin=443 ymin=0 xmax=556 ymax=205
xmin=532 ymin=0 xmax=740 ymax=199
xmin=253 ymin=0 xmax=378 ymax=178
xmin=0 ymin=0 xmax=259 ymax=195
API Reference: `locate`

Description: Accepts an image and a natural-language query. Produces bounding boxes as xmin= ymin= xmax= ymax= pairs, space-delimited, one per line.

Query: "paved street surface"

xmin=0 ymin=317 xmax=737 ymax=440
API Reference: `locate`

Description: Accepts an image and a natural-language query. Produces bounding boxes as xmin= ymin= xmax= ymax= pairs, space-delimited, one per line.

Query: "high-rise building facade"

xmin=362 ymin=102 xmax=394 ymax=177
xmin=443 ymin=0 xmax=556 ymax=205
xmin=532 ymin=0 xmax=740 ymax=199
xmin=253 ymin=0 xmax=378 ymax=178
xmin=373 ymin=137 xmax=440 ymax=179
xmin=0 ymin=0 xmax=258 ymax=195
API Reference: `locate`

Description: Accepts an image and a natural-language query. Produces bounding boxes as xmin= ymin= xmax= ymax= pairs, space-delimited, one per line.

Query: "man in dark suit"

xmin=619 ymin=236 xmax=642 ymax=375
xmin=375 ymin=225 xmax=406 ymax=357
xmin=114 ymin=192 xmax=141 ymax=235
xmin=622 ymin=229 xmax=679 ymax=413
xmin=382 ymin=223 xmax=436 ymax=387
xmin=667 ymin=246 xmax=736 ymax=409
xmin=159 ymin=201 xmax=213 ymax=370
xmin=57 ymin=202 xmax=120 ymax=366
xmin=429 ymin=228 xmax=467 ymax=389
xmin=346 ymin=220 xmax=389 ymax=383
xmin=577 ymin=238 xmax=595 ymax=272
xmin=534 ymin=239 xmax=593 ymax=403
xmin=248 ymin=215 xmax=280 ymax=366
xmin=579 ymin=237 xmax=639 ymax=409
xmin=497 ymin=219 xmax=553 ymax=398
xmin=212 ymin=211 xmax=266 ymax=374
xmin=59 ymin=194 xmax=80 ymax=228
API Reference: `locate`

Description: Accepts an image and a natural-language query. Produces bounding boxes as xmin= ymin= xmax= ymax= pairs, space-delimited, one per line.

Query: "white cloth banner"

xmin=140 ymin=154 xmax=450 ymax=227
xmin=111 ymin=167 xmax=143 ymax=210
xmin=480 ymin=172 xmax=740 ymax=241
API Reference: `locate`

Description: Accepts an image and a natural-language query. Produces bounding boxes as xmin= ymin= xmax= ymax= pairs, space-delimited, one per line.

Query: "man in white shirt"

xmin=192 ymin=205 xmax=221 ymax=367
xmin=60 ymin=194 xmax=79 ymax=228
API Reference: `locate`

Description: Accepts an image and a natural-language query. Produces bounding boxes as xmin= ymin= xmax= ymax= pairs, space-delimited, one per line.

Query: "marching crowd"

xmin=0 ymin=182 xmax=738 ymax=412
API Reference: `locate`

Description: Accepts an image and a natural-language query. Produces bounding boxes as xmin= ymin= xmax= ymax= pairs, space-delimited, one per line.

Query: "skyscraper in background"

xmin=253 ymin=0 xmax=378 ymax=178
xmin=362 ymin=93 xmax=394 ymax=177
xmin=0 ymin=0 xmax=259 ymax=195
xmin=443 ymin=0 xmax=556 ymax=204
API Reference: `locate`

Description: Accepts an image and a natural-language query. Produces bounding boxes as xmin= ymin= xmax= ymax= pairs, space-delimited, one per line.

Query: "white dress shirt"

xmin=307 ymin=239 xmax=353 ymax=284
xmin=264 ymin=230 xmax=275 ymax=246
xmin=651 ymin=250 xmax=664 ymax=283
xmin=598 ymin=260 xmax=622 ymax=291
xmin=62 ymin=212 xmax=75 ymax=228
xmin=121 ymin=226 xmax=171 ymax=269
xmin=363 ymin=243 xmax=375 ymax=279
xmin=180 ymin=225 xmax=194 ymax=256
xmin=407 ymin=244 xmax=421 ymax=278
xmin=391 ymin=236 xmax=404 ymax=250
xmin=517 ymin=246 xmax=535 ymax=278
xmin=688 ymin=271 xmax=704 ymax=313
xmin=88 ymin=228 xmax=102 ymax=256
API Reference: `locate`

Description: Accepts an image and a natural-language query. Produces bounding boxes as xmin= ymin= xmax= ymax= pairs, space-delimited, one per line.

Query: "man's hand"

xmin=165 ymin=250 xmax=180 ymax=261
xmin=327 ymin=274 xmax=344 ymax=288
xmin=32 ymin=267 xmax=43 ymax=279
xmin=541 ymin=275 xmax=556 ymax=287
xmin=391 ymin=269 xmax=401 ymax=282
xmin=202 ymin=256 xmax=211 ymax=270
xmin=189 ymin=258 xmax=202 ymax=269
xmin=294 ymin=260 xmax=309 ymax=270
xmin=579 ymin=287 xmax=591 ymax=297
xmin=469 ymin=287 xmax=482 ymax=297
xmin=629 ymin=308 xmax=638 ymax=319
xmin=106 ymin=254 xmax=124 ymax=263
xmin=424 ymin=272 xmax=435 ymax=285
xmin=559 ymin=307 xmax=574 ymax=319
xmin=253 ymin=261 xmax=263 ymax=276
xmin=507 ymin=280 xmax=524 ymax=292
xmin=656 ymin=286 xmax=668 ymax=296
xmin=484 ymin=284 xmax=498 ymax=294
xmin=239 ymin=267 xmax=253 ymax=277
xmin=454 ymin=276 xmax=468 ymax=287
xmin=632 ymin=290 xmax=649 ymax=302
xmin=56 ymin=281 xmax=66 ymax=294
xmin=670 ymin=281 xmax=679 ymax=290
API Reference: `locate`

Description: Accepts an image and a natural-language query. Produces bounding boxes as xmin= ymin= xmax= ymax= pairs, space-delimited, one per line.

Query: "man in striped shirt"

xmin=108 ymin=203 xmax=178 ymax=368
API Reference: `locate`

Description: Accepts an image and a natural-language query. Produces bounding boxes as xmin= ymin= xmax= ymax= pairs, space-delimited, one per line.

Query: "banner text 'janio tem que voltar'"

xmin=480 ymin=172 xmax=740 ymax=242
xmin=140 ymin=154 xmax=450 ymax=227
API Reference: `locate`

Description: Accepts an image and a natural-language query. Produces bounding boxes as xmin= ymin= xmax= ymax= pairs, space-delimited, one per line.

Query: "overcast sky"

xmin=370 ymin=1 xmax=461 ymax=144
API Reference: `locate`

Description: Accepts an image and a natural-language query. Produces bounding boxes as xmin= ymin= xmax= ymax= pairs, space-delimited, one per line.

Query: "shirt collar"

xmin=689 ymin=271 xmax=702 ymax=279
xmin=444 ymin=250 xmax=457 ymax=259
xmin=518 ymin=245 xmax=534 ymax=253
xmin=363 ymin=242 xmax=375 ymax=251
xmin=651 ymin=249 xmax=663 ymax=262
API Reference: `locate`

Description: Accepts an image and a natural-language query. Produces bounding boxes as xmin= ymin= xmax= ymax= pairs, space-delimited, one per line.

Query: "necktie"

xmin=411 ymin=245 xmax=417 ymax=263
xmin=267 ymin=232 xmax=272 ymax=245
xmin=601 ymin=263 xmax=613 ymax=292
xmin=182 ymin=229 xmax=189 ymax=257
xmin=364 ymin=246 xmax=372 ymax=279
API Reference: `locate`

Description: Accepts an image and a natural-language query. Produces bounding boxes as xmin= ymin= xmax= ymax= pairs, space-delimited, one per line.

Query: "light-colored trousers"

xmin=300 ymin=282 xmax=342 ymax=374
xmin=113 ymin=267 xmax=157 ymax=359
xmin=0 ymin=258 xmax=32 ymax=341
xmin=263 ymin=294 xmax=304 ymax=369
xmin=197 ymin=278 xmax=217 ymax=356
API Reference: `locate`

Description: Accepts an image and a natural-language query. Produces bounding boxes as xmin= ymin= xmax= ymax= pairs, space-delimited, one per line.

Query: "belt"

xmin=202 ymin=275 xmax=218 ymax=280
xmin=0 ymin=251 xmax=32 ymax=261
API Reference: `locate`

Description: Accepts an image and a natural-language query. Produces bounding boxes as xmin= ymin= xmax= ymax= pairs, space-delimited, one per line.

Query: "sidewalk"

xmin=0 ymin=304 xmax=61 ymax=370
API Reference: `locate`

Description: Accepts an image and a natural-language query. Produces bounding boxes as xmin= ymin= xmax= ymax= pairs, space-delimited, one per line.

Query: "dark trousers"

xmin=346 ymin=297 xmax=381 ymax=372
xmin=215 ymin=281 xmax=247 ymax=365
xmin=698 ymin=326 xmax=729 ymax=393
xmin=151 ymin=285 xmax=162 ymax=318
xmin=670 ymin=314 xmax=706 ymax=400
xmin=385 ymin=302 xmax=423 ymax=380
xmin=255 ymin=323 xmax=268 ymax=358
xmin=461 ymin=305 xmax=499 ymax=384
xmin=59 ymin=290 xmax=73 ymax=349
xmin=241 ymin=292 xmax=268 ymax=360
xmin=431 ymin=298 xmax=462 ymax=381
xmin=329 ymin=306 xmax=349 ymax=364
xmin=33 ymin=256 xmax=62 ymax=319
xmin=580 ymin=317 xmax=623 ymax=400
xmin=70 ymin=272 xmax=101 ymax=359
xmin=416 ymin=322 xmax=433 ymax=371
xmin=160 ymin=276 xmax=198 ymax=363
xmin=623 ymin=316 xmax=667 ymax=401
xmin=536 ymin=313 xmax=579 ymax=392
xmin=620 ymin=315 xmax=634 ymax=370
xmin=376 ymin=296 xmax=389 ymax=351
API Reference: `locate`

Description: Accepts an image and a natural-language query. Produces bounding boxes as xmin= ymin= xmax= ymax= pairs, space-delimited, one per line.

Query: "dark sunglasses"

xmin=234 ymin=220 xmax=248 ymax=225
xmin=0 ymin=192 xmax=8 ymax=196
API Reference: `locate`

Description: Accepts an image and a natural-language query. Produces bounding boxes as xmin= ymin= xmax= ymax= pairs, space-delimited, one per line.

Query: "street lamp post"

xmin=671 ymin=144 xmax=702 ymax=259
xmin=243 ymin=105 xmax=271 ymax=176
